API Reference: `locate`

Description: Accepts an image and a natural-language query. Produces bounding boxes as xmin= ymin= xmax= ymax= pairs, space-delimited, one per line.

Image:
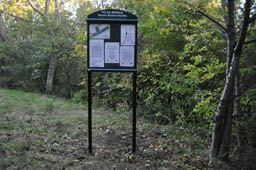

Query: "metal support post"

xmin=88 ymin=71 xmax=92 ymax=153
xmin=132 ymin=71 xmax=137 ymax=153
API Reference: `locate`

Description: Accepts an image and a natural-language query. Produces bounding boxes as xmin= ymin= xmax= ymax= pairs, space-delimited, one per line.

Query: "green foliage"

xmin=0 ymin=7 xmax=88 ymax=98
xmin=73 ymin=0 xmax=226 ymax=128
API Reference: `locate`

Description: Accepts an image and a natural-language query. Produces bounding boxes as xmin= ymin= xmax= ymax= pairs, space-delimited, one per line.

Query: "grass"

xmin=0 ymin=88 xmax=214 ymax=169
xmin=0 ymin=89 xmax=88 ymax=169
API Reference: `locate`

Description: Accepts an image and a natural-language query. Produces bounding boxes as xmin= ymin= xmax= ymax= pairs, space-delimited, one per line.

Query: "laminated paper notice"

xmin=121 ymin=25 xmax=135 ymax=46
xmin=120 ymin=46 xmax=134 ymax=67
xmin=89 ymin=40 xmax=104 ymax=67
xmin=105 ymin=42 xmax=120 ymax=63
xmin=89 ymin=24 xmax=110 ymax=39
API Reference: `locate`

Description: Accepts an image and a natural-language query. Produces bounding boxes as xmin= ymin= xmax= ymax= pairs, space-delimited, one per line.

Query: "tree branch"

xmin=0 ymin=33 xmax=5 ymax=41
xmin=236 ymin=83 xmax=256 ymax=100
xmin=249 ymin=13 xmax=256 ymax=23
xmin=27 ymin=0 xmax=44 ymax=16
xmin=244 ymin=38 xmax=256 ymax=44
xmin=184 ymin=1 xmax=228 ymax=33
xmin=221 ymin=0 xmax=227 ymax=24
xmin=234 ymin=0 xmax=251 ymax=52
xmin=0 ymin=10 xmax=32 ymax=22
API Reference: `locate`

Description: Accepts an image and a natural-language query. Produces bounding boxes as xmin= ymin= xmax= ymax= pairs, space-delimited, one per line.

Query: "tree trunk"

xmin=211 ymin=50 xmax=239 ymax=162
xmin=44 ymin=0 xmax=50 ymax=20
xmin=216 ymin=1 xmax=236 ymax=161
xmin=235 ymin=68 xmax=243 ymax=146
xmin=45 ymin=0 xmax=61 ymax=94
xmin=55 ymin=0 xmax=61 ymax=25
xmin=218 ymin=97 xmax=233 ymax=161
xmin=211 ymin=0 xmax=236 ymax=162
xmin=211 ymin=0 xmax=251 ymax=162
xmin=0 ymin=0 xmax=7 ymax=87
xmin=0 ymin=0 xmax=7 ymax=41
xmin=46 ymin=50 xmax=57 ymax=94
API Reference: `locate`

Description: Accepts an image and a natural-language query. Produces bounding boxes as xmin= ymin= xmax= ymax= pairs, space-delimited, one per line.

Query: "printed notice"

xmin=121 ymin=25 xmax=135 ymax=45
xmin=120 ymin=46 xmax=134 ymax=67
xmin=105 ymin=42 xmax=120 ymax=63
xmin=89 ymin=24 xmax=110 ymax=39
xmin=89 ymin=40 xmax=104 ymax=67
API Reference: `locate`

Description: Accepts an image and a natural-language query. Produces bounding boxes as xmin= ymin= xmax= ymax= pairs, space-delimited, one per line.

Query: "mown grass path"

xmin=0 ymin=88 xmax=211 ymax=169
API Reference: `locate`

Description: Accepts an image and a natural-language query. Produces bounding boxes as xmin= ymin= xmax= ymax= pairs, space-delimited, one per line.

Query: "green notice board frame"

xmin=87 ymin=10 xmax=138 ymax=154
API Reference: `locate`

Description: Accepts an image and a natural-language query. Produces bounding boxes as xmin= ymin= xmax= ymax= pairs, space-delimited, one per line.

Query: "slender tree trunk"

xmin=55 ymin=0 xmax=61 ymax=25
xmin=211 ymin=50 xmax=239 ymax=162
xmin=218 ymin=97 xmax=233 ymax=161
xmin=0 ymin=0 xmax=7 ymax=87
xmin=0 ymin=0 xmax=7 ymax=41
xmin=211 ymin=0 xmax=251 ymax=162
xmin=45 ymin=0 xmax=61 ymax=94
xmin=216 ymin=1 xmax=236 ymax=161
xmin=235 ymin=68 xmax=243 ymax=146
xmin=46 ymin=45 xmax=57 ymax=94
xmin=27 ymin=0 xmax=55 ymax=94
xmin=44 ymin=0 xmax=50 ymax=20
xmin=211 ymin=0 xmax=236 ymax=162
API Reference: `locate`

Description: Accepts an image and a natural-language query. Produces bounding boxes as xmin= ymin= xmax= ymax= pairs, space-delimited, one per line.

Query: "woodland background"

xmin=0 ymin=0 xmax=256 ymax=168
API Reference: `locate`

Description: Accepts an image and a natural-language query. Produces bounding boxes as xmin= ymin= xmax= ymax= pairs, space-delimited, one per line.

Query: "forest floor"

xmin=0 ymin=88 xmax=229 ymax=170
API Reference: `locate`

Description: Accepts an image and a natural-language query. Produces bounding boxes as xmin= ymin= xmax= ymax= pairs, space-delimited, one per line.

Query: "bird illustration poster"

xmin=89 ymin=24 xmax=110 ymax=39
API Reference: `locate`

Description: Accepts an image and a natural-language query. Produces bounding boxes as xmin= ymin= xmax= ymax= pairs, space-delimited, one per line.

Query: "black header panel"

xmin=87 ymin=9 xmax=138 ymax=21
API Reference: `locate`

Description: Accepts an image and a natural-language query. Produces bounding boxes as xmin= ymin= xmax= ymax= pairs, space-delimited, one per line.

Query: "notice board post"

xmin=87 ymin=10 xmax=138 ymax=153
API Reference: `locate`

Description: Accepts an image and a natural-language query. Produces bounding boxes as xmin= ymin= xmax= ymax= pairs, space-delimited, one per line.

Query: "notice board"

xmin=87 ymin=10 xmax=138 ymax=72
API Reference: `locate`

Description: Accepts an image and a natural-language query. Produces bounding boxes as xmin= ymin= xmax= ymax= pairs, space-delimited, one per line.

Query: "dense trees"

xmin=0 ymin=0 xmax=89 ymax=96
xmin=182 ymin=0 xmax=256 ymax=162
xmin=209 ymin=0 xmax=254 ymax=162
xmin=0 ymin=0 xmax=255 ymax=167
xmin=183 ymin=0 xmax=256 ymax=162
